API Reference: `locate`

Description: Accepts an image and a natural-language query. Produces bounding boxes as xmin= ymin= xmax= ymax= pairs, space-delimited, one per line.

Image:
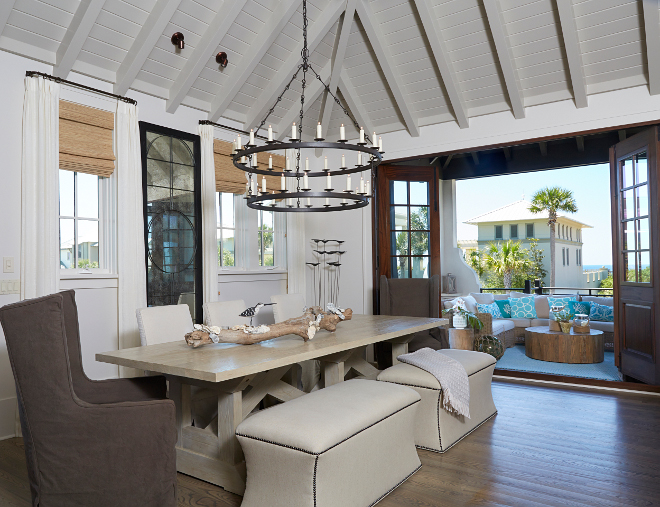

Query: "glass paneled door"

xmin=140 ymin=122 xmax=203 ymax=323
xmin=610 ymin=128 xmax=659 ymax=385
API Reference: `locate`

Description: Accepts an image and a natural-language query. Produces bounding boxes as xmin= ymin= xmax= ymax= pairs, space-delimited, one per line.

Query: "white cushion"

xmin=589 ymin=321 xmax=614 ymax=332
xmin=581 ymin=296 xmax=613 ymax=307
xmin=509 ymin=318 xmax=532 ymax=327
xmin=492 ymin=319 xmax=515 ymax=335
xmin=469 ymin=292 xmax=494 ymax=305
xmin=531 ymin=319 xmax=550 ymax=327
xmin=203 ymin=299 xmax=248 ymax=328
xmin=534 ymin=295 xmax=550 ymax=319
xmin=270 ymin=293 xmax=306 ymax=323
xmin=509 ymin=291 xmax=526 ymax=299
xmin=444 ymin=296 xmax=478 ymax=314
xmin=493 ymin=294 xmax=509 ymax=301
xmin=135 ymin=304 xmax=193 ymax=346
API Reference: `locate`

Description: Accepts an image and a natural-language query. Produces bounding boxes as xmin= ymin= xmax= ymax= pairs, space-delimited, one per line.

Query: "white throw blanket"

xmin=397 ymin=348 xmax=470 ymax=418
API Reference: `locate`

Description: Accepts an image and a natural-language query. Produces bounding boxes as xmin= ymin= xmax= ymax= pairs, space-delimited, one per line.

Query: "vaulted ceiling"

xmin=1 ymin=0 xmax=656 ymax=141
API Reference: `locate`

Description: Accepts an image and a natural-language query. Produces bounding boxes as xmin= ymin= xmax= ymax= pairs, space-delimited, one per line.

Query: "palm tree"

xmin=528 ymin=187 xmax=578 ymax=289
xmin=483 ymin=240 xmax=531 ymax=289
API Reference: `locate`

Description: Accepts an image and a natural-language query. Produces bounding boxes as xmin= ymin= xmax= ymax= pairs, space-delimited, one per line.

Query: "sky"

xmin=456 ymin=163 xmax=613 ymax=267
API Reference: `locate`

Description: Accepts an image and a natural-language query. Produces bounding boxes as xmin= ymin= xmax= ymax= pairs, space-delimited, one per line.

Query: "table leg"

xmin=389 ymin=335 xmax=414 ymax=365
xmin=320 ymin=350 xmax=359 ymax=387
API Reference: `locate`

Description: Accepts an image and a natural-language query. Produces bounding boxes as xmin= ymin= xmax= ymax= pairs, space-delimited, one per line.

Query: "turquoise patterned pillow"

xmin=477 ymin=302 xmax=503 ymax=319
xmin=495 ymin=299 xmax=511 ymax=318
xmin=590 ymin=302 xmax=614 ymax=322
xmin=547 ymin=296 xmax=576 ymax=309
xmin=568 ymin=300 xmax=591 ymax=316
xmin=510 ymin=296 xmax=537 ymax=318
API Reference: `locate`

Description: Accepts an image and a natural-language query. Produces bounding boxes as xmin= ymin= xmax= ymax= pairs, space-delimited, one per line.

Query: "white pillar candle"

xmin=346 ymin=175 xmax=351 ymax=191
xmin=261 ymin=176 xmax=267 ymax=193
xmin=286 ymin=156 xmax=290 ymax=171
xmin=340 ymin=124 xmax=345 ymax=140
xmin=307 ymin=197 xmax=311 ymax=206
xmin=249 ymin=129 xmax=255 ymax=145
xmin=326 ymin=172 xmax=331 ymax=189
xmin=281 ymin=173 xmax=286 ymax=190
xmin=291 ymin=123 xmax=297 ymax=139
xmin=237 ymin=135 xmax=242 ymax=149
xmin=372 ymin=132 xmax=377 ymax=147
xmin=342 ymin=197 xmax=346 ymax=204
xmin=241 ymin=155 xmax=246 ymax=164
xmin=305 ymin=157 xmax=309 ymax=171
xmin=252 ymin=153 xmax=257 ymax=167
xmin=359 ymin=127 xmax=364 ymax=143
xmin=303 ymin=171 xmax=309 ymax=189
xmin=357 ymin=152 xmax=362 ymax=166
xmin=341 ymin=154 xmax=345 ymax=167
xmin=287 ymin=197 xmax=292 ymax=207
xmin=360 ymin=176 xmax=365 ymax=193
xmin=325 ymin=197 xmax=330 ymax=206
xmin=268 ymin=155 xmax=273 ymax=169
xmin=316 ymin=122 xmax=322 ymax=139
xmin=232 ymin=139 xmax=236 ymax=154
xmin=378 ymin=136 xmax=383 ymax=151
xmin=251 ymin=177 xmax=256 ymax=195
xmin=324 ymin=156 xmax=328 ymax=170
xmin=268 ymin=125 xmax=273 ymax=141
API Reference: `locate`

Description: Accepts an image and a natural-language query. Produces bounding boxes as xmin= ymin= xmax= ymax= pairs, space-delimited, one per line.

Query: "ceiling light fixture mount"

xmin=171 ymin=32 xmax=185 ymax=49
xmin=216 ymin=51 xmax=228 ymax=68
xmin=231 ymin=0 xmax=383 ymax=212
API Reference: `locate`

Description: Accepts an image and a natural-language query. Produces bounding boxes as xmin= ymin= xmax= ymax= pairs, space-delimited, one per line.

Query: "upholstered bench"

xmin=236 ymin=379 xmax=421 ymax=507
xmin=377 ymin=349 xmax=497 ymax=453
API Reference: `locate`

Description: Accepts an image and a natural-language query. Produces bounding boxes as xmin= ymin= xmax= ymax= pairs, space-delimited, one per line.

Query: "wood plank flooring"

xmin=1 ymin=381 xmax=659 ymax=506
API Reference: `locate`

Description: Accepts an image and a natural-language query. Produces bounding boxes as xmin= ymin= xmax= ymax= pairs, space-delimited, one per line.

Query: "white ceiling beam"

xmin=556 ymin=0 xmax=587 ymax=108
xmin=0 ymin=1 xmax=17 ymax=36
xmin=482 ymin=0 xmax=525 ymax=119
xmin=412 ymin=0 xmax=468 ymax=128
xmin=114 ymin=0 xmax=182 ymax=95
xmin=54 ymin=0 xmax=106 ymax=79
xmin=356 ymin=0 xmax=419 ymax=136
xmin=166 ymin=0 xmax=248 ymax=114
xmin=338 ymin=69 xmax=375 ymax=139
xmin=275 ymin=61 xmax=331 ymax=140
xmin=642 ymin=0 xmax=660 ymax=95
xmin=318 ymin=0 xmax=357 ymax=135
xmin=209 ymin=0 xmax=302 ymax=122
xmin=245 ymin=0 xmax=345 ymax=129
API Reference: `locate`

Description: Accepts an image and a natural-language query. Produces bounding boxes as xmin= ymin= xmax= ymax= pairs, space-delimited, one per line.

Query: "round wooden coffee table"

xmin=524 ymin=326 xmax=604 ymax=364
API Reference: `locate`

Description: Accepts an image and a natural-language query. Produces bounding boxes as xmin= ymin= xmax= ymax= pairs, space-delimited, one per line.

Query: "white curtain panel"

xmin=286 ymin=212 xmax=306 ymax=295
xmin=199 ymin=124 xmax=218 ymax=304
xmin=20 ymin=76 xmax=60 ymax=301
xmin=115 ymin=102 xmax=146 ymax=364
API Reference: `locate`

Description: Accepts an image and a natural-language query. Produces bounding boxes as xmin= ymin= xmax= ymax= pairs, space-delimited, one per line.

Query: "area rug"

xmin=496 ymin=345 xmax=621 ymax=382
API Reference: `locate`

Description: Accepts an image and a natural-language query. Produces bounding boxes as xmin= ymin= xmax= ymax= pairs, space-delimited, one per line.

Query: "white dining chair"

xmin=203 ymin=299 xmax=249 ymax=328
xmin=136 ymin=304 xmax=194 ymax=346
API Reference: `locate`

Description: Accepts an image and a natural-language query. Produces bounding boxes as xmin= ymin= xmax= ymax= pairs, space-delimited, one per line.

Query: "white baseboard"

xmin=0 ymin=397 xmax=17 ymax=440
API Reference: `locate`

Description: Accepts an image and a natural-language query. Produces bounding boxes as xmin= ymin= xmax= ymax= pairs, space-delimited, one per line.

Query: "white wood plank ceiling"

xmin=1 ymin=0 xmax=656 ymax=139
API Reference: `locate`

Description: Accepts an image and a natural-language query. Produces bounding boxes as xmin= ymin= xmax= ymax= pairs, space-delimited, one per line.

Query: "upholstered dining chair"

xmin=378 ymin=274 xmax=447 ymax=367
xmin=204 ymin=299 xmax=249 ymax=328
xmin=0 ymin=291 xmax=177 ymax=507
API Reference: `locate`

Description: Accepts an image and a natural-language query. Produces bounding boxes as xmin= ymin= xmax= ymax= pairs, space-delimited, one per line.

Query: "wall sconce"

xmin=216 ymin=51 xmax=228 ymax=68
xmin=171 ymin=32 xmax=185 ymax=49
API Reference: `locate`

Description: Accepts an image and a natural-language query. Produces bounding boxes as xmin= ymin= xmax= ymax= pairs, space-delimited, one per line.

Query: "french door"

xmin=610 ymin=128 xmax=660 ymax=384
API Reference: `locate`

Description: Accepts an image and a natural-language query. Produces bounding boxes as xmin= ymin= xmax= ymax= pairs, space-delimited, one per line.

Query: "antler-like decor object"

xmin=185 ymin=306 xmax=353 ymax=348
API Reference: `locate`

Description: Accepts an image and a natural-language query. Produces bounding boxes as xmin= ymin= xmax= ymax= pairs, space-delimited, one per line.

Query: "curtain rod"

xmin=26 ymin=71 xmax=137 ymax=105
xmin=199 ymin=119 xmax=269 ymax=141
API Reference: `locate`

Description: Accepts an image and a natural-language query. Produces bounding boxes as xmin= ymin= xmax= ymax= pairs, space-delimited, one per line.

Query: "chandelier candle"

xmin=268 ymin=125 xmax=273 ymax=142
xmin=324 ymin=156 xmax=328 ymax=170
xmin=262 ymin=176 xmax=266 ymax=193
xmin=305 ymin=157 xmax=309 ymax=171
xmin=237 ymin=135 xmax=242 ymax=149
xmin=291 ymin=123 xmax=297 ymax=140
xmin=359 ymin=127 xmax=365 ymax=143
xmin=379 ymin=137 xmax=383 ymax=152
xmin=281 ymin=173 xmax=286 ymax=190
xmin=346 ymin=175 xmax=351 ymax=191
xmin=366 ymin=180 xmax=370 ymax=195
xmin=303 ymin=171 xmax=309 ymax=189
xmin=317 ymin=122 xmax=322 ymax=139
xmin=341 ymin=154 xmax=345 ymax=167
xmin=251 ymin=177 xmax=256 ymax=195
xmin=286 ymin=156 xmax=290 ymax=171
xmin=340 ymin=124 xmax=345 ymax=140
xmin=326 ymin=172 xmax=331 ymax=189
xmin=360 ymin=176 xmax=364 ymax=193
xmin=357 ymin=152 xmax=362 ymax=166
xmin=268 ymin=155 xmax=273 ymax=169
xmin=252 ymin=153 xmax=257 ymax=167
xmin=249 ymin=129 xmax=255 ymax=145
xmin=372 ymin=132 xmax=376 ymax=147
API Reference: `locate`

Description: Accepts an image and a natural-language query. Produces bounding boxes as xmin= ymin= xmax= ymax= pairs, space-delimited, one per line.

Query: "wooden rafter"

xmin=54 ymin=0 xmax=106 ymax=79
xmin=0 ymin=0 xmax=17 ymax=37
xmin=556 ymin=0 xmax=587 ymax=108
xmin=642 ymin=0 xmax=660 ymax=95
xmin=244 ymin=0 xmax=345 ymax=130
xmin=539 ymin=141 xmax=547 ymax=156
xmin=576 ymin=136 xmax=584 ymax=152
xmin=355 ymin=0 xmax=420 ymax=137
xmin=208 ymin=0 xmax=303 ymax=122
xmin=412 ymin=0 xmax=468 ymax=128
xmin=482 ymin=0 xmax=525 ymax=119
xmin=338 ymin=69 xmax=375 ymax=140
xmin=318 ymin=0 xmax=358 ymax=135
xmin=166 ymin=0 xmax=248 ymax=114
xmin=114 ymin=0 xmax=182 ymax=95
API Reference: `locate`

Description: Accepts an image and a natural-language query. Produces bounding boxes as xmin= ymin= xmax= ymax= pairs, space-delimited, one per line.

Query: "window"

xmin=495 ymin=225 xmax=503 ymax=240
xmin=526 ymin=223 xmax=534 ymax=238
xmin=217 ymin=193 xmax=235 ymax=267
xmin=258 ymin=209 xmax=274 ymax=266
xmin=59 ymin=170 xmax=100 ymax=270
xmin=576 ymin=249 xmax=579 ymax=266
xmin=570 ymin=227 xmax=573 ymax=241
xmin=510 ymin=224 xmax=518 ymax=239
xmin=562 ymin=248 xmax=565 ymax=266
xmin=567 ymin=248 xmax=570 ymax=266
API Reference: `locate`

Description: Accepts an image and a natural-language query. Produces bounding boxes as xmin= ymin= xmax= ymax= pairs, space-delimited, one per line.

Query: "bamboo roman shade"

xmin=59 ymin=100 xmax=115 ymax=177
xmin=213 ymin=139 xmax=285 ymax=194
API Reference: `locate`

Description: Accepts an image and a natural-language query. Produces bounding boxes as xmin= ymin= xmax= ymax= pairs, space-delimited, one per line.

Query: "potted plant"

xmin=442 ymin=298 xmax=483 ymax=331
xmin=554 ymin=308 xmax=574 ymax=334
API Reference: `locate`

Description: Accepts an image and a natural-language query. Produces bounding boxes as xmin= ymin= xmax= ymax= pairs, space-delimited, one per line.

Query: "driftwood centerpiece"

xmin=185 ymin=306 xmax=353 ymax=348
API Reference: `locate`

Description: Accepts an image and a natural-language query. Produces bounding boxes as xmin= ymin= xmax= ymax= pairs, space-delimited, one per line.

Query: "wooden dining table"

xmin=96 ymin=314 xmax=447 ymax=495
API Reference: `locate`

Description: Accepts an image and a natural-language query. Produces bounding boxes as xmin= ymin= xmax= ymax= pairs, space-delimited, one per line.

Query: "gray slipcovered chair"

xmin=378 ymin=275 xmax=447 ymax=368
xmin=0 ymin=291 xmax=177 ymax=507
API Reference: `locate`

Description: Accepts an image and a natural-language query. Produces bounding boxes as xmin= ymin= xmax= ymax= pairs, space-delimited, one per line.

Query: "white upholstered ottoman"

xmin=236 ymin=379 xmax=421 ymax=507
xmin=377 ymin=349 xmax=497 ymax=453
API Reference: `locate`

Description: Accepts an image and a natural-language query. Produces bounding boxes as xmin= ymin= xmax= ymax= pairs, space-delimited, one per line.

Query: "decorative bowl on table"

xmin=473 ymin=334 xmax=504 ymax=360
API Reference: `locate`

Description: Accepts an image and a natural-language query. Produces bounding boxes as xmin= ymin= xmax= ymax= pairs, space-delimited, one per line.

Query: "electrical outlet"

xmin=3 ymin=257 xmax=14 ymax=273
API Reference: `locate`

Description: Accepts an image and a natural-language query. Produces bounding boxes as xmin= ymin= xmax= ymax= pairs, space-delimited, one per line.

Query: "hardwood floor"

xmin=1 ymin=381 xmax=659 ymax=506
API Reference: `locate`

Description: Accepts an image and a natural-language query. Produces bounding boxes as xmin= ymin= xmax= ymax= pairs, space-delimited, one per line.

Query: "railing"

xmin=480 ymin=280 xmax=613 ymax=297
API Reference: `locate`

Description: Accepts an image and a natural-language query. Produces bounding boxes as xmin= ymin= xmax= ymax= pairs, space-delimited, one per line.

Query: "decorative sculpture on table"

xmin=307 ymin=239 xmax=345 ymax=309
xmin=239 ymin=302 xmax=276 ymax=326
xmin=185 ymin=306 xmax=353 ymax=348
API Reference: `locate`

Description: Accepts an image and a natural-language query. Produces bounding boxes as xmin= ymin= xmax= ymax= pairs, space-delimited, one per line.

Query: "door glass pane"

xmin=639 ymin=251 xmax=651 ymax=282
xmin=77 ymin=220 xmax=99 ymax=268
xmin=411 ymin=257 xmax=429 ymax=278
xmin=622 ymin=221 xmax=633 ymax=250
xmin=391 ymin=181 xmax=407 ymax=204
xmin=636 ymin=151 xmax=648 ymax=185
xmin=636 ymin=184 xmax=648 ymax=217
xmin=60 ymin=218 xmax=74 ymax=269
xmin=391 ymin=231 xmax=408 ymax=256
xmin=622 ymin=157 xmax=634 ymax=188
xmin=409 ymin=181 xmax=429 ymax=205
xmin=410 ymin=207 xmax=429 ymax=230
xmin=622 ymin=189 xmax=634 ymax=220
xmin=410 ymin=231 xmax=429 ymax=256
xmin=637 ymin=218 xmax=650 ymax=250
xmin=392 ymin=256 xmax=409 ymax=278
xmin=622 ymin=252 xmax=634 ymax=282
xmin=390 ymin=206 xmax=408 ymax=230
xmin=77 ymin=173 xmax=99 ymax=219
xmin=59 ymin=170 xmax=74 ymax=216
